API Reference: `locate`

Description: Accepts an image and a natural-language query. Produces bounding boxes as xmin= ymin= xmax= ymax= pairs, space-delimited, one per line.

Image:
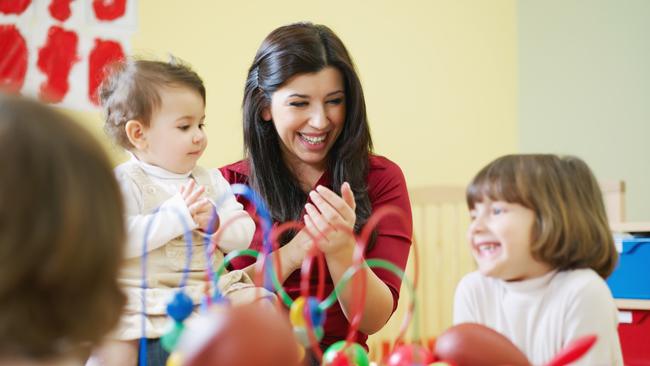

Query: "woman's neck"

xmin=283 ymin=157 xmax=326 ymax=192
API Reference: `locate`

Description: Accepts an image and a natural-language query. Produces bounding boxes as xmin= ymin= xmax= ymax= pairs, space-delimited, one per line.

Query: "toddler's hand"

xmin=193 ymin=200 xmax=219 ymax=234
xmin=180 ymin=180 xmax=218 ymax=233
xmin=180 ymin=179 xmax=204 ymax=207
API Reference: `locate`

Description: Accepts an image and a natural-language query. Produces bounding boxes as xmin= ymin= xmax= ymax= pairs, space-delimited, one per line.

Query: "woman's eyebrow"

xmin=288 ymin=93 xmax=309 ymax=98
xmin=326 ymin=90 xmax=344 ymax=96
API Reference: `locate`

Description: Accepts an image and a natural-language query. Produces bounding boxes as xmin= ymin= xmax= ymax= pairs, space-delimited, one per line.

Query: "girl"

xmin=0 ymin=95 xmax=125 ymax=366
xmin=454 ymin=154 xmax=623 ymax=365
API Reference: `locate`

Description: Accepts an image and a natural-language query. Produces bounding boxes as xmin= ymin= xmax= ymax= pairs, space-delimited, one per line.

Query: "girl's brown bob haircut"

xmin=0 ymin=95 xmax=125 ymax=358
xmin=466 ymin=154 xmax=617 ymax=279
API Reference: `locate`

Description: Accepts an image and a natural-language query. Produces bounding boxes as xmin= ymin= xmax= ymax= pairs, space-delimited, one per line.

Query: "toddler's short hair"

xmin=99 ymin=57 xmax=205 ymax=149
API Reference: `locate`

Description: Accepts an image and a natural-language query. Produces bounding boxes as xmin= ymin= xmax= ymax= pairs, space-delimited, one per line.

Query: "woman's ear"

xmin=125 ymin=120 xmax=147 ymax=150
xmin=261 ymin=107 xmax=272 ymax=122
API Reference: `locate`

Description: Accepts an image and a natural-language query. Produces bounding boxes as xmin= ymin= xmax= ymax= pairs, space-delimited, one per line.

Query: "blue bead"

xmin=307 ymin=296 xmax=326 ymax=327
xmin=167 ymin=291 xmax=193 ymax=322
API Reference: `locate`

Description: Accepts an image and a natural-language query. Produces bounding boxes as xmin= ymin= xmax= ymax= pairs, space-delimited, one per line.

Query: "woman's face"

xmin=263 ymin=66 xmax=346 ymax=174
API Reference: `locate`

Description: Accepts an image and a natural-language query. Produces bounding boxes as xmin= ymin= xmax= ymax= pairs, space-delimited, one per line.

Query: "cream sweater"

xmin=454 ymin=269 xmax=623 ymax=365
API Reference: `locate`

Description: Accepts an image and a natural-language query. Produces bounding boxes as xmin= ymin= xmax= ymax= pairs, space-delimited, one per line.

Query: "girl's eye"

xmin=178 ymin=125 xmax=190 ymax=131
xmin=327 ymin=98 xmax=344 ymax=105
xmin=289 ymin=101 xmax=308 ymax=107
xmin=491 ymin=207 xmax=504 ymax=215
xmin=199 ymin=123 xmax=206 ymax=130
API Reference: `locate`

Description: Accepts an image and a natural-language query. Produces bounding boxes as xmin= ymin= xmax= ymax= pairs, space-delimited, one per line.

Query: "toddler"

xmin=93 ymin=58 xmax=265 ymax=366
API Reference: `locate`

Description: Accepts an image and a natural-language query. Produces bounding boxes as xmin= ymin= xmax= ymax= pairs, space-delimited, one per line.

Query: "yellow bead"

xmin=296 ymin=343 xmax=305 ymax=362
xmin=166 ymin=352 xmax=183 ymax=366
xmin=289 ymin=296 xmax=307 ymax=327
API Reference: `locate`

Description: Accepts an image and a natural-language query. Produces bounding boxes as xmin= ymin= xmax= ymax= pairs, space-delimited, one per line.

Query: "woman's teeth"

xmin=299 ymin=134 xmax=326 ymax=144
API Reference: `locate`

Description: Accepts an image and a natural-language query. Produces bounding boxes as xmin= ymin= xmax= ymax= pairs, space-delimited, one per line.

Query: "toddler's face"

xmin=467 ymin=198 xmax=551 ymax=281
xmin=139 ymin=86 xmax=206 ymax=174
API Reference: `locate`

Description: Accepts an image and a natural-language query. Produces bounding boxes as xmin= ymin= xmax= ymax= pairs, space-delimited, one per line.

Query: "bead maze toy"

xmin=137 ymin=183 xmax=597 ymax=366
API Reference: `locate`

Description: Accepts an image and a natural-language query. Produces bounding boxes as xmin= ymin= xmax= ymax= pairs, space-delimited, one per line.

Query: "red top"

xmin=219 ymin=155 xmax=413 ymax=349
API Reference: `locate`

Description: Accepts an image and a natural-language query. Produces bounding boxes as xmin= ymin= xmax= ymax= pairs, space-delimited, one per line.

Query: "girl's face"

xmin=138 ymin=86 xmax=206 ymax=174
xmin=467 ymin=198 xmax=551 ymax=281
xmin=263 ymin=66 xmax=346 ymax=178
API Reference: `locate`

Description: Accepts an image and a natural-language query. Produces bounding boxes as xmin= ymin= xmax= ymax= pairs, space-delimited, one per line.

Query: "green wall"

xmin=518 ymin=0 xmax=650 ymax=221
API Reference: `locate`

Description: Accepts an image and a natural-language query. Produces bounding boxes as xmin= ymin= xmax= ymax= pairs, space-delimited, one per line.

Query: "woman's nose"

xmin=309 ymin=106 xmax=329 ymax=129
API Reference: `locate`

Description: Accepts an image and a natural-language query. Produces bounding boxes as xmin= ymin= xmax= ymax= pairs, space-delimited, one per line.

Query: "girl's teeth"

xmin=479 ymin=243 xmax=498 ymax=252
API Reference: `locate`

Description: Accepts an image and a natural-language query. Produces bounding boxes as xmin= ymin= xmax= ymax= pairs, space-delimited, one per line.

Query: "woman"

xmin=220 ymin=22 xmax=412 ymax=355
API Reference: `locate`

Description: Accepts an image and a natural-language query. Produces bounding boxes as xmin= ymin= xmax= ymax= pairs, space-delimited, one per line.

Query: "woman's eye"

xmin=289 ymin=101 xmax=308 ymax=107
xmin=327 ymin=98 xmax=343 ymax=105
xmin=492 ymin=207 xmax=504 ymax=215
xmin=178 ymin=125 xmax=190 ymax=131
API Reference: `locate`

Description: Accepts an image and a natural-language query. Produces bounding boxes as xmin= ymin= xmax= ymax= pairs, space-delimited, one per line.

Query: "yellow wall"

xmin=76 ymin=0 xmax=517 ymax=186
xmin=69 ymin=0 xmax=517 ymax=349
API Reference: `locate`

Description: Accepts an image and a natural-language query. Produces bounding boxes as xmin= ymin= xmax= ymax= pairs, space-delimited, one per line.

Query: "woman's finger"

xmin=304 ymin=203 xmax=331 ymax=235
xmin=308 ymin=191 xmax=345 ymax=226
xmin=341 ymin=182 xmax=356 ymax=210
xmin=314 ymin=185 xmax=356 ymax=224
xmin=303 ymin=214 xmax=322 ymax=240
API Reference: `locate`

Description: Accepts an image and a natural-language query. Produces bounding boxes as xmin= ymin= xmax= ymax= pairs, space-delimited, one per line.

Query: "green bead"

xmin=161 ymin=322 xmax=185 ymax=352
xmin=322 ymin=340 xmax=369 ymax=366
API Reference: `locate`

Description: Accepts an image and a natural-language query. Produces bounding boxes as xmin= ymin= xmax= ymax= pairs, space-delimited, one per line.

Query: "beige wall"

xmin=518 ymin=0 xmax=650 ymax=221
xmin=76 ymin=0 xmax=517 ymax=189
xmin=67 ymin=0 xmax=516 ymax=348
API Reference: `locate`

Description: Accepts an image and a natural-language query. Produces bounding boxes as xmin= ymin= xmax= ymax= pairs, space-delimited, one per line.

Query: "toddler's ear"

xmin=261 ymin=107 xmax=272 ymax=122
xmin=125 ymin=120 xmax=147 ymax=150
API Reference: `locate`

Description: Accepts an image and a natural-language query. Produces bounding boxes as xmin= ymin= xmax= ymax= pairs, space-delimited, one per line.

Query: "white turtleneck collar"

xmin=126 ymin=150 xmax=192 ymax=180
xmin=500 ymin=269 xmax=558 ymax=294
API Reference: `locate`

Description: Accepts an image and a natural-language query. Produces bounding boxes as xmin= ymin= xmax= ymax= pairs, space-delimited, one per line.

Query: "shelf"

xmin=610 ymin=222 xmax=650 ymax=233
xmin=615 ymin=299 xmax=650 ymax=310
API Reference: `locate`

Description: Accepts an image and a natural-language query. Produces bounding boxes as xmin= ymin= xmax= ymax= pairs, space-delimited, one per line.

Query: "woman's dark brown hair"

xmin=242 ymin=22 xmax=374 ymax=245
xmin=466 ymin=154 xmax=617 ymax=278
xmin=0 ymin=95 xmax=126 ymax=358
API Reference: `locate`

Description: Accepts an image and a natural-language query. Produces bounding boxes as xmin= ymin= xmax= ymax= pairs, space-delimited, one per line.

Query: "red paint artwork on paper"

xmin=0 ymin=25 xmax=28 ymax=93
xmin=92 ymin=0 xmax=126 ymax=21
xmin=0 ymin=0 xmax=31 ymax=15
xmin=37 ymin=26 xmax=79 ymax=103
xmin=88 ymin=38 xmax=124 ymax=105
xmin=48 ymin=0 xmax=73 ymax=22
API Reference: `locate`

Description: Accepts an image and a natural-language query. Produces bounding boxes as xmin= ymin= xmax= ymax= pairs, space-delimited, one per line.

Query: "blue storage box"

xmin=607 ymin=237 xmax=650 ymax=299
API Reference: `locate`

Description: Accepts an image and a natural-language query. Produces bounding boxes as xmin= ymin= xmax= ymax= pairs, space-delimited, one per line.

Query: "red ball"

xmin=434 ymin=323 xmax=531 ymax=366
xmin=181 ymin=302 xmax=301 ymax=366
xmin=387 ymin=344 xmax=435 ymax=366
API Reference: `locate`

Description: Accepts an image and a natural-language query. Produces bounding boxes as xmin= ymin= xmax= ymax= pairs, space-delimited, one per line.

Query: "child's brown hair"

xmin=0 ymin=95 xmax=126 ymax=358
xmin=466 ymin=154 xmax=617 ymax=278
xmin=99 ymin=57 xmax=205 ymax=149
